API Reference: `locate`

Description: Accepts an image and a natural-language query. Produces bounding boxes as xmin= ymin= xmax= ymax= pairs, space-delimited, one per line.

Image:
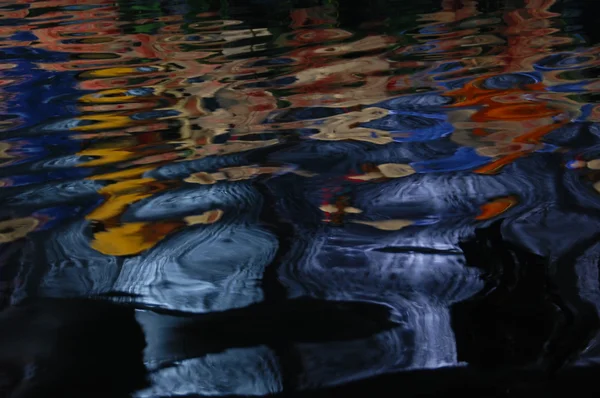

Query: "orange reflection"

xmin=436 ymin=0 xmax=576 ymax=174
xmin=475 ymin=196 xmax=519 ymax=220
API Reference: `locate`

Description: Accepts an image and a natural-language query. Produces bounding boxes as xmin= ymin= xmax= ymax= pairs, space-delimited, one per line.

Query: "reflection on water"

xmin=3 ymin=0 xmax=600 ymax=396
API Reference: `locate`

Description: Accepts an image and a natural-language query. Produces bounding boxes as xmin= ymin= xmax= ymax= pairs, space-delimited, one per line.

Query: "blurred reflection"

xmin=2 ymin=0 xmax=600 ymax=396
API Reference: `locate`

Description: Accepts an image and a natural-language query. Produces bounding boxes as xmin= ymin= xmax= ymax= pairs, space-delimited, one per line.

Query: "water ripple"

xmin=3 ymin=0 xmax=600 ymax=395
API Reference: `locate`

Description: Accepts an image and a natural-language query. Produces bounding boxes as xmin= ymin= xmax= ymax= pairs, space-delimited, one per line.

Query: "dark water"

xmin=2 ymin=0 xmax=600 ymax=396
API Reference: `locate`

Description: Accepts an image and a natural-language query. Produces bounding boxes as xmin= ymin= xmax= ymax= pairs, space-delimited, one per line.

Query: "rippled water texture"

xmin=3 ymin=0 xmax=600 ymax=396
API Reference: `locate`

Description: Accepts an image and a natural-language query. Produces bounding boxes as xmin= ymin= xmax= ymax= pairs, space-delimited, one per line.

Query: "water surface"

xmin=2 ymin=0 xmax=600 ymax=396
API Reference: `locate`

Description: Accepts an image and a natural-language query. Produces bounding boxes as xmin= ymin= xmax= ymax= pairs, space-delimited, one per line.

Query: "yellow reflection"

xmin=91 ymin=208 xmax=224 ymax=256
xmin=320 ymin=205 xmax=362 ymax=214
xmin=87 ymin=192 xmax=152 ymax=221
xmin=91 ymin=222 xmax=174 ymax=256
xmin=72 ymin=115 xmax=133 ymax=131
xmin=378 ymin=164 xmax=416 ymax=178
xmin=85 ymin=67 xmax=161 ymax=78
xmin=348 ymin=163 xmax=416 ymax=181
xmin=77 ymin=148 xmax=135 ymax=166
xmin=88 ymin=166 xmax=157 ymax=181
xmin=86 ymin=178 xmax=157 ymax=221
xmin=79 ymin=89 xmax=137 ymax=103
xmin=0 ymin=142 xmax=14 ymax=159
xmin=0 ymin=217 xmax=40 ymax=243
xmin=184 ymin=209 xmax=224 ymax=225
xmin=350 ymin=219 xmax=415 ymax=230
xmin=587 ymin=160 xmax=600 ymax=170
xmin=97 ymin=178 xmax=157 ymax=195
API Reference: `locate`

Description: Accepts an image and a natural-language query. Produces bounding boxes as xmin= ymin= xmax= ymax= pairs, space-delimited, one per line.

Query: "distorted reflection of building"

xmin=4 ymin=0 xmax=600 ymax=395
